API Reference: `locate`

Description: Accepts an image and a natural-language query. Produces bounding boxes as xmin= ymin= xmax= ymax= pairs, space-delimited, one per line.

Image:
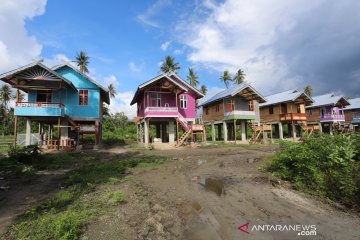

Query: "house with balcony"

xmin=0 ymin=61 xmax=109 ymax=148
xmin=199 ymin=83 xmax=266 ymax=142
xmin=259 ymin=89 xmax=313 ymax=139
xmin=306 ymin=93 xmax=349 ymax=133
xmin=130 ymin=72 xmax=205 ymax=146
xmin=343 ymin=97 xmax=360 ymax=131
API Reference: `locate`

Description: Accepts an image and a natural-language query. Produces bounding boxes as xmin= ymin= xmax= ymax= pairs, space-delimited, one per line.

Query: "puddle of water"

xmin=198 ymin=178 xmax=225 ymax=196
xmin=191 ymin=200 xmax=203 ymax=212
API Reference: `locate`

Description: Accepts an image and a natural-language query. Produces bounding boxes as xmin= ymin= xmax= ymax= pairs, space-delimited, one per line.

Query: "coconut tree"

xmin=233 ymin=69 xmax=246 ymax=84
xmin=187 ymin=68 xmax=199 ymax=87
xmin=75 ymin=51 xmax=90 ymax=74
xmin=220 ymin=70 xmax=232 ymax=88
xmin=160 ymin=56 xmax=180 ymax=74
xmin=108 ymin=83 xmax=116 ymax=99
xmin=200 ymin=85 xmax=207 ymax=95
xmin=304 ymin=85 xmax=313 ymax=96
xmin=0 ymin=84 xmax=14 ymax=136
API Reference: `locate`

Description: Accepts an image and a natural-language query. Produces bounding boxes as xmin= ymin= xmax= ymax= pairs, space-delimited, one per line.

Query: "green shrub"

xmin=268 ymin=133 xmax=360 ymax=207
xmin=8 ymin=145 xmax=42 ymax=164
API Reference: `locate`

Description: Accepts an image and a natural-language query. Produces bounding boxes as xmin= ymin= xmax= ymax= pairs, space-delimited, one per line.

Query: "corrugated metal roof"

xmin=344 ymin=97 xmax=360 ymax=110
xmin=306 ymin=93 xmax=349 ymax=108
xmin=259 ymin=89 xmax=313 ymax=107
xmin=200 ymin=83 xmax=266 ymax=106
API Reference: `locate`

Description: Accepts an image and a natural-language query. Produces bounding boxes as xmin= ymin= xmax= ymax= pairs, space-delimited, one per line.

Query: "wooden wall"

xmin=307 ymin=108 xmax=320 ymax=122
xmin=260 ymin=104 xmax=281 ymax=122
xmin=203 ymin=100 xmax=224 ymax=122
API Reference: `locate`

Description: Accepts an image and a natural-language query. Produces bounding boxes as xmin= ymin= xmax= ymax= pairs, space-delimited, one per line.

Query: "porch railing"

xmin=16 ymin=102 xmax=64 ymax=108
xmin=145 ymin=106 xmax=178 ymax=112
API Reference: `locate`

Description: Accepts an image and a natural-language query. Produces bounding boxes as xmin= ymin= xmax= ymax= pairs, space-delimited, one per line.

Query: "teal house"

xmin=0 ymin=61 xmax=110 ymax=148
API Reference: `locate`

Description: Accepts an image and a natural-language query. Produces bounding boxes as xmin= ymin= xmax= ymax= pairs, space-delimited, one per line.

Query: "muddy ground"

xmin=1 ymin=145 xmax=360 ymax=240
xmin=86 ymin=145 xmax=360 ymax=240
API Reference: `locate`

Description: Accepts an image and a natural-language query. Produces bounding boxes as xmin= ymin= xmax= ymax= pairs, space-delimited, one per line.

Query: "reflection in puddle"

xmin=198 ymin=178 xmax=225 ymax=196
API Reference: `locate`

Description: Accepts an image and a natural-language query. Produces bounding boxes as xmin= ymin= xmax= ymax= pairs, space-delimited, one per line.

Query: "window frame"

xmin=150 ymin=93 xmax=161 ymax=107
xmin=36 ymin=90 xmax=52 ymax=103
xmin=248 ymin=100 xmax=254 ymax=111
xmin=269 ymin=105 xmax=274 ymax=115
xmin=180 ymin=95 xmax=187 ymax=109
xmin=79 ymin=90 xmax=89 ymax=106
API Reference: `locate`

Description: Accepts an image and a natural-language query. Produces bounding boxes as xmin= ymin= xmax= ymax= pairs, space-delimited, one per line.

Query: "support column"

xmin=169 ymin=121 xmax=175 ymax=143
xmin=329 ymin=124 xmax=333 ymax=135
xmin=318 ymin=123 xmax=323 ymax=133
xmin=211 ymin=122 xmax=216 ymax=142
xmin=25 ymin=118 xmax=32 ymax=146
xmin=278 ymin=122 xmax=283 ymax=139
xmin=60 ymin=119 xmax=69 ymax=147
xmin=292 ymin=121 xmax=297 ymax=140
xmin=13 ymin=116 xmax=18 ymax=147
xmin=223 ymin=121 xmax=228 ymax=142
xmin=234 ymin=120 xmax=237 ymax=143
xmin=241 ymin=121 xmax=246 ymax=141
xmin=144 ymin=119 xmax=149 ymax=146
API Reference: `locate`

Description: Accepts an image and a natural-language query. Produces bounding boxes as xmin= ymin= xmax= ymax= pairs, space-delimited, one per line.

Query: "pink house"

xmin=130 ymin=72 xmax=205 ymax=146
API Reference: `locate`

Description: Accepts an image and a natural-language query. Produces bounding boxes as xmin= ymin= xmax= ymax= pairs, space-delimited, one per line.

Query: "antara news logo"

xmin=238 ymin=222 xmax=317 ymax=236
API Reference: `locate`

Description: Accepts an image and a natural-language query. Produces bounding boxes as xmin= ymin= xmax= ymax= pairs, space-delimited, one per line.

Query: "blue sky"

xmin=1 ymin=0 xmax=360 ymax=117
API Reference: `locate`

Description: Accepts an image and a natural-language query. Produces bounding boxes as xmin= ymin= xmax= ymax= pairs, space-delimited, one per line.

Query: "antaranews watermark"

xmin=238 ymin=222 xmax=316 ymax=236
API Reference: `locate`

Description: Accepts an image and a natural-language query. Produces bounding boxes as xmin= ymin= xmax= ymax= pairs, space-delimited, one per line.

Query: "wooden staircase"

xmin=249 ymin=121 xmax=272 ymax=144
xmin=175 ymin=113 xmax=206 ymax=147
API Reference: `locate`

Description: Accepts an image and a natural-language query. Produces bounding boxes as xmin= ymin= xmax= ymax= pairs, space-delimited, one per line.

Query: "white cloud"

xmin=110 ymin=91 xmax=137 ymax=119
xmin=129 ymin=61 xmax=142 ymax=72
xmin=176 ymin=0 xmax=324 ymax=95
xmin=157 ymin=61 xmax=163 ymax=67
xmin=137 ymin=0 xmax=171 ymax=28
xmin=0 ymin=0 xmax=47 ymax=71
xmin=160 ymin=41 xmax=171 ymax=51
xmin=174 ymin=49 xmax=183 ymax=55
xmin=43 ymin=53 xmax=71 ymax=67
xmin=104 ymin=74 xmax=119 ymax=88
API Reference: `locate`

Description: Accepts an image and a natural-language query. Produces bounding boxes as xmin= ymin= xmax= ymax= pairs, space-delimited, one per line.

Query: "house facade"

xmin=306 ymin=93 xmax=349 ymax=133
xmin=200 ymin=83 xmax=266 ymax=142
xmin=0 ymin=61 xmax=109 ymax=148
xmin=130 ymin=72 xmax=205 ymax=146
xmin=343 ymin=97 xmax=360 ymax=131
xmin=259 ymin=90 xmax=313 ymax=139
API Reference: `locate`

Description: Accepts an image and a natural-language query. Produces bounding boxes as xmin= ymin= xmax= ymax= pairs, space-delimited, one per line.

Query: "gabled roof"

xmin=259 ymin=89 xmax=313 ymax=107
xmin=306 ymin=93 xmax=349 ymax=108
xmin=52 ymin=63 xmax=110 ymax=104
xmin=342 ymin=97 xmax=360 ymax=110
xmin=0 ymin=61 xmax=77 ymax=92
xmin=200 ymin=82 xmax=266 ymax=106
xmin=130 ymin=72 xmax=204 ymax=105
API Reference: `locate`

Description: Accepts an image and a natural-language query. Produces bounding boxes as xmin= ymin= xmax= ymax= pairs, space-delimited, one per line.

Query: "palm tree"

xmin=160 ymin=56 xmax=180 ymax=74
xmin=220 ymin=70 xmax=232 ymax=88
xmin=233 ymin=69 xmax=246 ymax=84
xmin=200 ymin=85 xmax=207 ymax=95
xmin=304 ymin=85 xmax=313 ymax=96
xmin=75 ymin=51 xmax=90 ymax=74
xmin=108 ymin=83 xmax=116 ymax=99
xmin=187 ymin=68 xmax=199 ymax=87
xmin=0 ymin=84 xmax=14 ymax=136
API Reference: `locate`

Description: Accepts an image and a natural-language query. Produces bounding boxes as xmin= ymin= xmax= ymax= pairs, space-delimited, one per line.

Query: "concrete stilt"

xmin=144 ymin=119 xmax=149 ymax=146
xmin=319 ymin=123 xmax=323 ymax=133
xmin=211 ymin=122 xmax=216 ymax=142
xmin=169 ymin=121 xmax=175 ymax=143
xmin=223 ymin=121 xmax=228 ymax=142
xmin=292 ymin=121 xmax=297 ymax=140
xmin=241 ymin=121 xmax=246 ymax=142
xmin=25 ymin=118 xmax=32 ymax=146
xmin=278 ymin=122 xmax=284 ymax=139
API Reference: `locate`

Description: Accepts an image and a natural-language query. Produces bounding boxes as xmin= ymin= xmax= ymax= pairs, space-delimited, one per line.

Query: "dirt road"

xmin=85 ymin=145 xmax=360 ymax=240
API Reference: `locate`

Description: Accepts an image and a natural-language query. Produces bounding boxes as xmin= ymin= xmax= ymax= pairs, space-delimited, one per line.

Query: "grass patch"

xmin=2 ymin=152 xmax=169 ymax=240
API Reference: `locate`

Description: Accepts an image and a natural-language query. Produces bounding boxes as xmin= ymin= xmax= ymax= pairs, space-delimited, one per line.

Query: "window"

xmin=269 ymin=105 xmax=274 ymax=114
xmin=249 ymin=100 xmax=254 ymax=111
xmin=307 ymin=109 xmax=312 ymax=116
xmin=281 ymin=103 xmax=287 ymax=114
xmin=215 ymin=104 xmax=220 ymax=112
xmin=205 ymin=107 xmax=209 ymax=115
xmin=36 ymin=90 xmax=52 ymax=103
xmin=297 ymin=104 xmax=301 ymax=113
xmin=79 ymin=90 xmax=88 ymax=105
xmin=180 ymin=95 xmax=187 ymax=109
xmin=150 ymin=93 xmax=161 ymax=107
